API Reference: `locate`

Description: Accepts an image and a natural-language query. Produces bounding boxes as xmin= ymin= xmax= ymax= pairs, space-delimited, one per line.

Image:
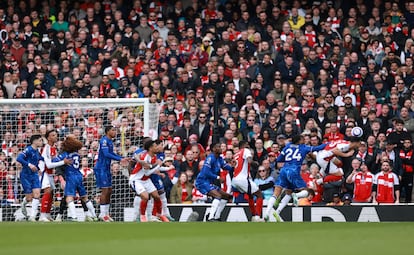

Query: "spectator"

xmin=372 ymin=160 xmax=400 ymax=204
xmin=169 ymin=172 xmax=193 ymax=204
xmin=346 ymin=160 xmax=375 ymax=203
xmin=253 ymin=165 xmax=275 ymax=202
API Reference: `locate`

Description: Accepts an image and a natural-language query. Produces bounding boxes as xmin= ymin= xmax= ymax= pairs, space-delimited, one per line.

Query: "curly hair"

xmin=62 ymin=135 xmax=83 ymax=153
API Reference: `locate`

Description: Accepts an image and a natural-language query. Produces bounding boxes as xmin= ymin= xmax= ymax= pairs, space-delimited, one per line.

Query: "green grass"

xmin=0 ymin=222 xmax=412 ymax=255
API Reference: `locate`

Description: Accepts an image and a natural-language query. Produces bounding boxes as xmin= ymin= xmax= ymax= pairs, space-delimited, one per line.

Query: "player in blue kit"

xmin=17 ymin=134 xmax=44 ymax=222
xmin=94 ymin=126 xmax=129 ymax=222
xmin=53 ymin=135 xmax=97 ymax=221
xmin=195 ymin=143 xmax=235 ymax=221
xmin=264 ymin=135 xmax=327 ymax=222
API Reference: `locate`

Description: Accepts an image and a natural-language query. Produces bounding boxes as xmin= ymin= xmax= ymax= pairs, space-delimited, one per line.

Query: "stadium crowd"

xmin=1 ymin=0 xmax=414 ymax=221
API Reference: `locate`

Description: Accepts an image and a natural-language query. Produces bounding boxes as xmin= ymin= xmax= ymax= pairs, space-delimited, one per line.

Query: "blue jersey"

xmin=53 ymin=152 xmax=87 ymax=197
xmin=277 ymin=143 xmax=326 ymax=173
xmin=94 ymin=136 xmax=122 ymax=172
xmin=53 ymin=152 xmax=82 ymax=179
xmin=196 ymin=153 xmax=233 ymax=183
xmin=275 ymin=143 xmax=326 ymax=190
xmin=17 ymin=146 xmax=44 ymax=175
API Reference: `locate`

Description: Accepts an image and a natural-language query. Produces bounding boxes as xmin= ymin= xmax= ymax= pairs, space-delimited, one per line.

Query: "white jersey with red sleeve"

xmin=233 ymin=148 xmax=252 ymax=180
xmin=317 ymin=140 xmax=351 ymax=161
xmin=316 ymin=140 xmax=351 ymax=176
xmin=130 ymin=152 xmax=157 ymax=181
xmin=40 ymin=144 xmax=61 ymax=174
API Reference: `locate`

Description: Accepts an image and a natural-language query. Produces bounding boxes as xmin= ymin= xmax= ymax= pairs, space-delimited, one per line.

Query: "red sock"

xmin=248 ymin=197 xmax=256 ymax=216
xmin=140 ymin=200 xmax=148 ymax=215
xmin=47 ymin=193 xmax=53 ymax=213
xmin=41 ymin=193 xmax=51 ymax=213
xmin=154 ymin=198 xmax=162 ymax=215
xmin=152 ymin=201 xmax=157 ymax=216
xmin=255 ymin=197 xmax=263 ymax=217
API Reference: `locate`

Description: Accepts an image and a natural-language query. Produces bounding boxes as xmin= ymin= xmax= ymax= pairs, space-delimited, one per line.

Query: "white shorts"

xmin=231 ymin=177 xmax=259 ymax=195
xmin=130 ymin=179 xmax=157 ymax=195
xmin=40 ymin=172 xmax=55 ymax=190
xmin=316 ymin=151 xmax=343 ymax=176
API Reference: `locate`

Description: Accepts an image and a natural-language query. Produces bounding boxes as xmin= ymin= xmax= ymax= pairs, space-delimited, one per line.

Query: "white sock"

xmin=266 ymin=196 xmax=277 ymax=217
xmin=40 ymin=212 xmax=47 ymax=219
xmin=208 ymin=199 xmax=220 ymax=220
xmin=22 ymin=197 xmax=27 ymax=206
xmin=104 ymin=204 xmax=110 ymax=216
xmin=276 ymin=194 xmax=292 ymax=214
xmin=160 ymin=193 xmax=171 ymax=217
xmin=85 ymin=200 xmax=96 ymax=217
xmin=46 ymin=213 xmax=51 ymax=219
xmin=99 ymin=204 xmax=109 ymax=217
xmin=214 ymin=199 xmax=227 ymax=219
xmin=295 ymin=190 xmax=309 ymax=199
xmin=133 ymin=196 xmax=141 ymax=220
xmin=68 ymin=201 xmax=77 ymax=219
xmin=147 ymin=198 xmax=154 ymax=217
xmin=30 ymin=198 xmax=40 ymax=218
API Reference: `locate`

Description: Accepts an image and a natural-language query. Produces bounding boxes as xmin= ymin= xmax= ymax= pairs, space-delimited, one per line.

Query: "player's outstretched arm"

xmin=309 ymin=143 xmax=327 ymax=152
xmin=101 ymin=147 xmax=123 ymax=161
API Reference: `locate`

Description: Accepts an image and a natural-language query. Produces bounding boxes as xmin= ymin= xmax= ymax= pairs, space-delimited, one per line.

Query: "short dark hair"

xmin=30 ymin=134 xmax=42 ymax=144
xmin=292 ymin=135 xmax=302 ymax=144
xmin=105 ymin=125 xmax=114 ymax=134
xmin=144 ymin=139 xmax=155 ymax=151
xmin=45 ymin=129 xmax=56 ymax=139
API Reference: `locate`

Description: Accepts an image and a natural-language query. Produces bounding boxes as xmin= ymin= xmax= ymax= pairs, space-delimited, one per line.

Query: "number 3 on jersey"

xmin=73 ymin=156 xmax=80 ymax=169
xmin=285 ymin=148 xmax=301 ymax=161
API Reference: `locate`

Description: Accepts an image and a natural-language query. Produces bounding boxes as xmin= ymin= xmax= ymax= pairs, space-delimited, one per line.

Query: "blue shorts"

xmin=275 ymin=168 xmax=306 ymax=191
xmin=20 ymin=172 xmax=40 ymax=194
xmin=195 ymin=179 xmax=220 ymax=195
xmin=150 ymin=174 xmax=164 ymax=191
xmin=65 ymin=174 xmax=87 ymax=197
xmin=94 ymin=169 xmax=112 ymax=188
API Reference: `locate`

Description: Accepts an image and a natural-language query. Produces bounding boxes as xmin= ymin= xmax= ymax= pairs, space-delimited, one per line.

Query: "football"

xmin=351 ymin=127 xmax=363 ymax=137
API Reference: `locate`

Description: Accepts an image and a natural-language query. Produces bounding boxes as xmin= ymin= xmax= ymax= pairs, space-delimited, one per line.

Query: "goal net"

xmin=0 ymin=98 xmax=159 ymax=221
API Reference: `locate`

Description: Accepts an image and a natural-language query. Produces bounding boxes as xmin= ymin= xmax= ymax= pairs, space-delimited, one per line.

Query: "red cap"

xmin=92 ymin=38 xmax=99 ymax=44
xmin=173 ymin=137 xmax=181 ymax=143
xmin=258 ymin=100 xmax=266 ymax=106
xmin=161 ymin=126 xmax=169 ymax=132
xmin=353 ymin=73 xmax=361 ymax=79
xmin=190 ymin=55 xmax=199 ymax=60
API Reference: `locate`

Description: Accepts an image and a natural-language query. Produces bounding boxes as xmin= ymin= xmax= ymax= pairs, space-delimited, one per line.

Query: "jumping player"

xmin=264 ymin=135 xmax=327 ymax=222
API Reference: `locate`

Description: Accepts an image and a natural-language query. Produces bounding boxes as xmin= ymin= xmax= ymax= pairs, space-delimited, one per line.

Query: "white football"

xmin=351 ymin=127 xmax=363 ymax=137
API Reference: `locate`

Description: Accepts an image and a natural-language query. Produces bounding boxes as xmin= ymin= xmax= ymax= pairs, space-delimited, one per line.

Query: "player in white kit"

xmin=231 ymin=141 xmax=264 ymax=222
xmin=315 ymin=137 xmax=361 ymax=178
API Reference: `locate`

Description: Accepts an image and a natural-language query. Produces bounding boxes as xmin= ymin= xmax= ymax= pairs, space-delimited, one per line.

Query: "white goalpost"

xmin=0 ymin=98 xmax=159 ymax=221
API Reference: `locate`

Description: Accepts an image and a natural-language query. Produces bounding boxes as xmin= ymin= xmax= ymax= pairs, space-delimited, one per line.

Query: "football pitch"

xmin=0 ymin=222 xmax=412 ymax=255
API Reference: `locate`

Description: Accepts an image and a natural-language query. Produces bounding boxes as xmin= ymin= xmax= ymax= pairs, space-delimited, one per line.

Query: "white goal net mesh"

xmin=0 ymin=98 xmax=159 ymax=221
